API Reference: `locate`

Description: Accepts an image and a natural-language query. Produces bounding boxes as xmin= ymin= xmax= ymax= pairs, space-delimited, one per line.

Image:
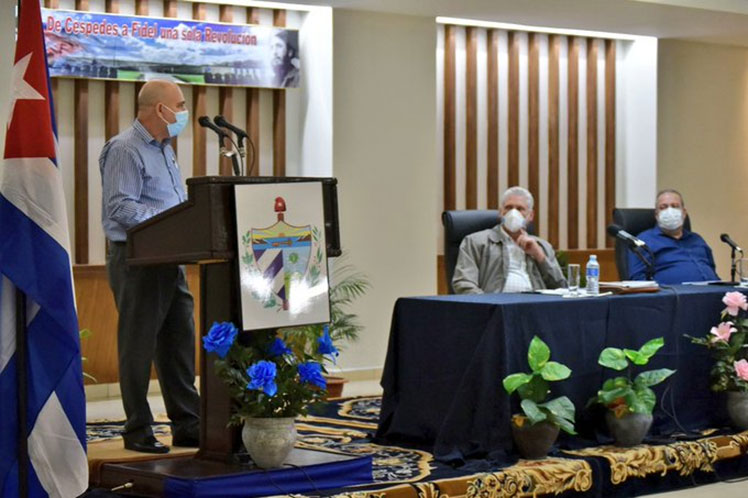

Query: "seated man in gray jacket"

xmin=452 ymin=186 xmax=566 ymax=294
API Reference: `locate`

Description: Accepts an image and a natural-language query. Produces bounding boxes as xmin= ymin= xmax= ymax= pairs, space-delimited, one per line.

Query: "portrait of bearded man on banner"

xmin=271 ymin=30 xmax=300 ymax=88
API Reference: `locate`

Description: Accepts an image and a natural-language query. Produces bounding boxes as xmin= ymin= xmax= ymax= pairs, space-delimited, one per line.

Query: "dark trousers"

xmin=106 ymin=242 xmax=200 ymax=443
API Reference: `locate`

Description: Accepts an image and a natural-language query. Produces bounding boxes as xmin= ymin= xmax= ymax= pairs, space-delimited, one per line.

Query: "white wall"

xmin=0 ymin=1 xmax=14 ymax=156
xmin=332 ymin=9 xmax=438 ymax=373
xmin=617 ymin=36 xmax=659 ymax=208
xmin=658 ymin=39 xmax=748 ymax=279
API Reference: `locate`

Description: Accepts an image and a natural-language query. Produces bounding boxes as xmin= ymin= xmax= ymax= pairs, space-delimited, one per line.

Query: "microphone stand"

xmin=731 ymin=246 xmax=737 ymax=283
xmin=630 ymin=244 xmax=655 ymax=281
xmin=219 ymin=134 xmax=243 ymax=176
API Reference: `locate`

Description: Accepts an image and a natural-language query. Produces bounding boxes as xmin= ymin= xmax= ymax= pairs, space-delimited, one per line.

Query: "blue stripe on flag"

xmin=0 ymin=196 xmax=77 ymax=333
xmin=0 ymin=196 xmax=85 ymax=494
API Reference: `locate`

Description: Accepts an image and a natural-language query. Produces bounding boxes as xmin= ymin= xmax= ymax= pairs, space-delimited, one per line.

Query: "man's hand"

xmin=516 ymin=230 xmax=546 ymax=263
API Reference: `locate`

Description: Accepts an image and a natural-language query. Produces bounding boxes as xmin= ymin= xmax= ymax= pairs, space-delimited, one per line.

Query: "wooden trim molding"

xmin=465 ymin=27 xmax=478 ymax=209
xmin=443 ymin=24 xmax=456 ymax=211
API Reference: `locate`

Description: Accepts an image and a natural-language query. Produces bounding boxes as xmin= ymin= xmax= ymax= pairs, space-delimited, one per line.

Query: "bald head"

xmin=137 ymin=80 xmax=182 ymax=110
xmin=136 ymin=79 xmax=187 ymax=142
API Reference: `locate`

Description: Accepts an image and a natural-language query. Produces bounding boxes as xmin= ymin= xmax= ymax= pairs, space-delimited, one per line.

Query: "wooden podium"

xmin=96 ymin=176 xmax=341 ymax=494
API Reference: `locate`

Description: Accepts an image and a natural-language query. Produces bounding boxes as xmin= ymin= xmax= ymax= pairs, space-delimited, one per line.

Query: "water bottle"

xmin=586 ymin=255 xmax=600 ymax=295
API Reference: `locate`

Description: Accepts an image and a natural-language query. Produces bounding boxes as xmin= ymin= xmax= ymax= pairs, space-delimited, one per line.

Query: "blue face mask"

xmin=161 ymin=104 xmax=189 ymax=138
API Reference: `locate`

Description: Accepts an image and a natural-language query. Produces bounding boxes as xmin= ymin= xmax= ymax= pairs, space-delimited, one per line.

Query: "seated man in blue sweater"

xmin=628 ymin=189 xmax=719 ymax=284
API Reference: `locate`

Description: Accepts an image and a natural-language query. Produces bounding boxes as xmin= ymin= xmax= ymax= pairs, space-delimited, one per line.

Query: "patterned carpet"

xmin=87 ymin=397 xmax=748 ymax=497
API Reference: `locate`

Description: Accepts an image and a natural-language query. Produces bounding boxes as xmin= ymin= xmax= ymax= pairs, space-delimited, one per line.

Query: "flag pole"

xmin=15 ymin=2 xmax=29 ymax=496
xmin=16 ymin=289 xmax=28 ymax=498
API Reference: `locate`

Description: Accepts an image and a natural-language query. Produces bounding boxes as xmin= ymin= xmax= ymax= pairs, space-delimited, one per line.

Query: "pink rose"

xmin=734 ymin=359 xmax=748 ymax=382
xmin=722 ymin=291 xmax=748 ymax=316
xmin=710 ymin=322 xmax=736 ymax=343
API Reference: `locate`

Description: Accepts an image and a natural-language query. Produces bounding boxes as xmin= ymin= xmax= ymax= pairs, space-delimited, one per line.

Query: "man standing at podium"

xmin=99 ymin=80 xmax=200 ymax=453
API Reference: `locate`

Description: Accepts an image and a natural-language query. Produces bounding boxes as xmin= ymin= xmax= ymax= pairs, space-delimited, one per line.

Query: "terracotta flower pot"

xmin=511 ymin=420 xmax=560 ymax=459
xmin=726 ymin=391 xmax=748 ymax=430
xmin=324 ymin=376 xmax=348 ymax=399
xmin=605 ymin=411 xmax=652 ymax=447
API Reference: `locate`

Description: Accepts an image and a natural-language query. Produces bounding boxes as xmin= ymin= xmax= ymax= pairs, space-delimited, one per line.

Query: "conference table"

xmin=375 ymin=285 xmax=742 ymax=463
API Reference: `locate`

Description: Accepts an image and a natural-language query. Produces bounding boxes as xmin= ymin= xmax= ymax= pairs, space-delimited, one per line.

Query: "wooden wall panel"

xmin=465 ymin=27 xmax=478 ymax=209
xmin=219 ymin=5 xmax=234 ymax=176
xmin=487 ymin=30 xmax=499 ymax=210
xmin=246 ymin=8 xmax=261 ymax=176
xmin=548 ymin=35 xmax=560 ymax=248
xmin=104 ymin=1 xmax=119 ymax=142
xmin=528 ymin=32 xmax=540 ymax=228
xmin=272 ymin=9 xmax=287 ymax=177
xmin=164 ymin=0 xmax=178 ymax=156
xmin=605 ymin=40 xmax=617 ymax=248
xmin=133 ymin=0 xmax=148 ymax=117
xmin=507 ymin=31 xmax=519 ymax=187
xmin=76 ymin=266 xmax=201 ymax=384
xmin=443 ymin=25 xmax=456 ymax=211
xmin=74 ymin=0 xmax=89 ymax=264
xmin=192 ymin=3 xmax=207 ymax=177
xmin=567 ymin=37 xmax=579 ymax=249
xmin=586 ymin=39 xmax=598 ymax=248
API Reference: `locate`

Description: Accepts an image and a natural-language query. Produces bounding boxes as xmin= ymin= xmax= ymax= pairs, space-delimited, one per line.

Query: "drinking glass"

xmin=567 ymin=264 xmax=581 ymax=296
xmin=739 ymin=258 xmax=748 ymax=287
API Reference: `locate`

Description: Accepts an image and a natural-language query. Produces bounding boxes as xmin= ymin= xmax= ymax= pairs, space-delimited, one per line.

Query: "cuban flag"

xmin=0 ymin=0 xmax=88 ymax=496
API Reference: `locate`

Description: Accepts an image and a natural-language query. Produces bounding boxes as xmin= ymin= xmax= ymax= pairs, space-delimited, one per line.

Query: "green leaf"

xmin=598 ymin=386 xmax=630 ymax=406
xmin=630 ymin=386 xmax=656 ymax=414
xmin=599 ymin=347 xmax=628 ymax=370
xmin=634 ymin=368 xmax=676 ymax=388
xmin=503 ymin=373 xmax=532 ymax=394
xmin=552 ymin=414 xmax=577 ymax=435
xmin=624 ymin=349 xmax=647 ymax=365
xmin=517 ymin=375 xmax=550 ymax=403
xmin=541 ymin=396 xmax=576 ymax=423
xmin=540 ymin=361 xmax=572 ymax=381
xmin=602 ymin=376 xmax=630 ymax=392
xmin=528 ymin=336 xmax=551 ymax=372
xmin=521 ymin=398 xmax=547 ymax=425
xmin=638 ymin=337 xmax=665 ymax=361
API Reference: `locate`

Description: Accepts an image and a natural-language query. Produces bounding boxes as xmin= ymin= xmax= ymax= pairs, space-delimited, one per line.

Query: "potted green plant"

xmin=687 ymin=291 xmax=748 ymax=429
xmin=502 ymin=336 xmax=576 ymax=459
xmin=591 ymin=337 xmax=675 ymax=446
xmin=202 ymin=322 xmax=328 ymax=468
xmin=283 ymin=260 xmax=370 ymax=398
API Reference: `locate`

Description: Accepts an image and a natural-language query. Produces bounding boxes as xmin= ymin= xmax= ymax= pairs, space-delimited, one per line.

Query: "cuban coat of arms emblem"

xmin=235 ymin=183 xmax=329 ymax=329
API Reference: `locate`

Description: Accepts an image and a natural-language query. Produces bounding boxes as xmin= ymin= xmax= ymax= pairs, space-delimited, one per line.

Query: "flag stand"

xmin=16 ymin=288 xmax=28 ymax=498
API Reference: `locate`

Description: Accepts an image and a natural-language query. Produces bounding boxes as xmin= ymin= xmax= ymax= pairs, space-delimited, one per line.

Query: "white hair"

xmin=500 ymin=186 xmax=534 ymax=210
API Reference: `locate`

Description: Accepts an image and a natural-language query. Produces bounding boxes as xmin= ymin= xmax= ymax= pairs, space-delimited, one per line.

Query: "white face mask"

xmin=658 ymin=207 xmax=684 ymax=231
xmin=502 ymin=208 xmax=526 ymax=233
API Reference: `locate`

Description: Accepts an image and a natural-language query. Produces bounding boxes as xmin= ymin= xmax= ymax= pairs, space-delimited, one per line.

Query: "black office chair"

xmin=611 ymin=208 xmax=691 ymax=280
xmin=441 ymin=210 xmax=535 ymax=294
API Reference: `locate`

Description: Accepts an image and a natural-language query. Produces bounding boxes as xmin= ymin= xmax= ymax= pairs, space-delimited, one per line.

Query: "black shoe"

xmin=172 ymin=435 xmax=199 ymax=448
xmin=124 ymin=436 xmax=170 ymax=454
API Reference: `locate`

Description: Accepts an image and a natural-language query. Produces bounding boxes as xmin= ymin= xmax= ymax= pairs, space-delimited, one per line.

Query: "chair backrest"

xmin=441 ymin=210 xmax=535 ymax=294
xmin=611 ymin=208 xmax=691 ymax=280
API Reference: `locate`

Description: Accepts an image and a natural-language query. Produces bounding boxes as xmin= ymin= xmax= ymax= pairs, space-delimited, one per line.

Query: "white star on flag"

xmin=8 ymin=52 xmax=45 ymax=128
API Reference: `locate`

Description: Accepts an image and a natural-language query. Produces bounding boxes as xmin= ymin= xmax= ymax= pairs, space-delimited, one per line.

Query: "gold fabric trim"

xmin=564 ymin=430 xmax=748 ymax=485
xmin=465 ymin=458 xmax=593 ymax=498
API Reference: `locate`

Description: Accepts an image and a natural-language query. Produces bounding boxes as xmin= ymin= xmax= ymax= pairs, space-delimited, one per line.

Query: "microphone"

xmin=607 ymin=224 xmax=647 ymax=248
xmin=198 ymin=115 xmax=228 ymax=141
xmin=721 ymin=233 xmax=743 ymax=253
xmin=198 ymin=116 xmax=240 ymax=175
xmin=214 ymin=115 xmax=248 ymax=139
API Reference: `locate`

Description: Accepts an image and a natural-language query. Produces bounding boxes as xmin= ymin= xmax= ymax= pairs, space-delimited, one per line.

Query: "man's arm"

xmin=452 ymin=237 xmax=485 ymax=294
xmin=534 ymin=240 xmax=567 ymax=289
xmin=101 ymin=144 xmax=161 ymax=230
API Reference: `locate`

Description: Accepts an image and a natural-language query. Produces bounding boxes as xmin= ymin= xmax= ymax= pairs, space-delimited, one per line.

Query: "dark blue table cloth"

xmin=375 ymin=285 xmax=744 ymax=463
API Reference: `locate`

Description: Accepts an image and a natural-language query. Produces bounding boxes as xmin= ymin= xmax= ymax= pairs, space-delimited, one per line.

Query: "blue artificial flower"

xmin=202 ymin=321 xmax=239 ymax=359
xmin=298 ymin=361 xmax=327 ymax=390
xmin=247 ymin=360 xmax=278 ymax=397
xmin=317 ymin=325 xmax=339 ymax=362
xmin=269 ymin=337 xmax=292 ymax=357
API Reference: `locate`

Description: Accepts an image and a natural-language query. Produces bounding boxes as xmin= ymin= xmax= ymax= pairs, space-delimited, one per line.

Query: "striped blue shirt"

xmin=99 ymin=120 xmax=186 ymax=242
